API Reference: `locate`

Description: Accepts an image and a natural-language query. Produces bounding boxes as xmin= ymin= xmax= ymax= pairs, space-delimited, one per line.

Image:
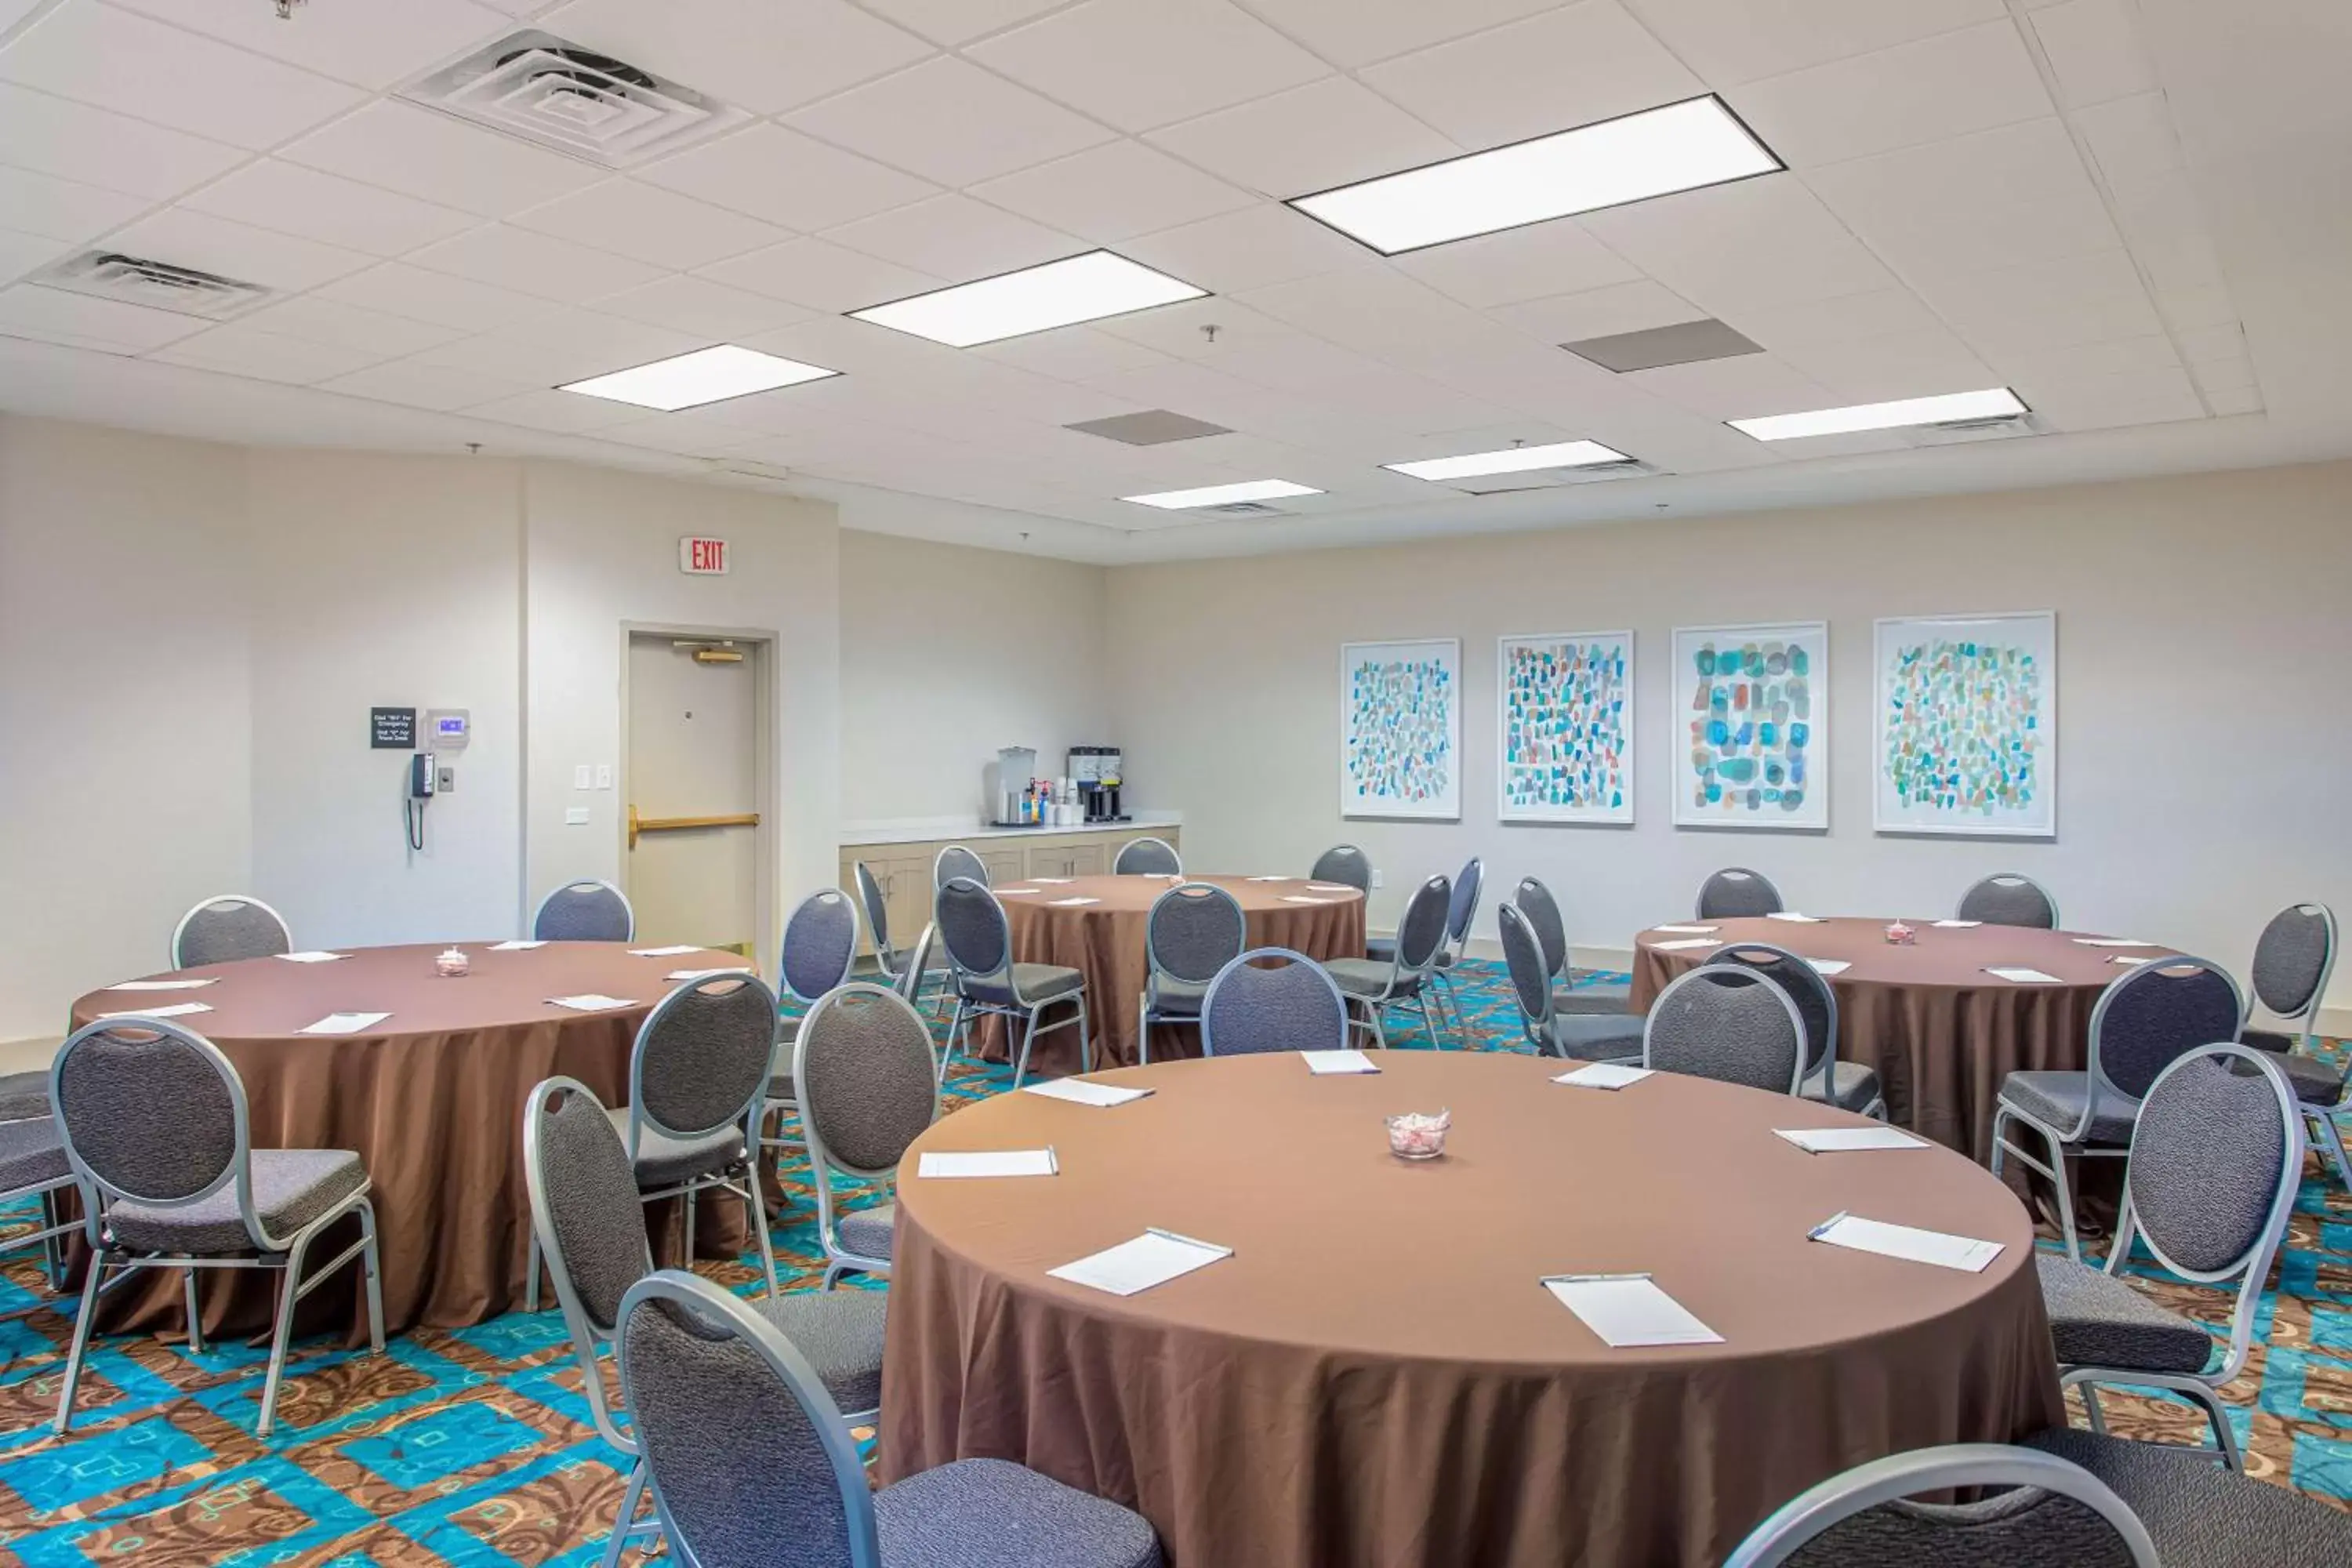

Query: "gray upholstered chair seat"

xmin=604 ymin=1106 xmax=744 ymax=1188
xmin=1363 ymin=935 xmax=1396 ymax=962
xmin=1807 ymin=1059 xmax=1885 ymax=1115
xmin=1325 ymin=957 xmax=1421 ymax=997
xmin=1552 ymin=979 xmax=1632 ymax=1016
xmin=0 ymin=1120 xmax=68 ymax=1192
xmin=0 ymin=1069 xmax=52 ymax=1123
xmin=2025 ymin=1426 xmax=2352 ymax=1567
xmin=106 ymin=1149 xmax=364 ymax=1254
xmin=838 ymin=1201 xmax=895 ymax=1261
xmin=967 ymin=963 xmax=1084 ymax=1007
xmin=1550 ymin=1014 xmax=1646 ymax=1061
xmin=751 ymin=1287 xmax=887 ymax=1415
xmin=2261 ymin=1050 xmax=2345 ymax=1108
xmin=1146 ymin=976 xmax=1209 ymax=1016
xmin=2001 ymin=1073 xmax=2137 ymax=1145
xmin=2036 ymin=1254 xmax=2213 ymax=1374
xmin=877 ymin=1456 xmax=1163 ymax=1568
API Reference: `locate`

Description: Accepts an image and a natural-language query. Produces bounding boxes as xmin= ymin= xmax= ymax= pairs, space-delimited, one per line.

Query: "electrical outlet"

xmin=573 ymin=764 xmax=591 ymax=789
xmin=435 ymin=765 xmax=455 ymax=793
xmin=1371 ymin=869 xmax=1385 ymax=889
xmin=594 ymin=763 xmax=612 ymax=789
xmin=564 ymin=806 xmax=590 ymax=826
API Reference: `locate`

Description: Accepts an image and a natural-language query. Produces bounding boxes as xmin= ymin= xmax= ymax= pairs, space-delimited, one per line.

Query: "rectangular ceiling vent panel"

xmin=1065 ymin=410 xmax=1233 ymax=445
xmin=1563 ymin=319 xmax=1762 ymax=373
xmin=1901 ymin=412 xmax=2048 ymax=447
xmin=1202 ymin=500 xmax=1287 ymax=516
xmin=405 ymin=31 xmax=750 ymax=168
xmin=1455 ymin=458 xmax=1663 ymax=495
xmin=34 ymin=251 xmax=273 ymax=320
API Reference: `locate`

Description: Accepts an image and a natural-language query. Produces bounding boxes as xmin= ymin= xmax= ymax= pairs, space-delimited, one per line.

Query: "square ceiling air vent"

xmin=405 ymin=31 xmax=749 ymax=168
xmin=34 ymin=251 xmax=272 ymax=320
xmin=1563 ymin=318 xmax=1762 ymax=373
xmin=1202 ymin=500 xmax=1286 ymax=516
xmin=1065 ymin=410 xmax=1233 ymax=445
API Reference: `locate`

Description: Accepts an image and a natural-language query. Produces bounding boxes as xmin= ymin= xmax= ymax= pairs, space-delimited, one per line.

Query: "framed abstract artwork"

xmin=1670 ymin=622 xmax=1828 ymax=830
xmin=1875 ymin=612 xmax=2057 ymax=837
xmin=1341 ymin=639 xmax=1461 ymax=819
xmin=1497 ymin=631 xmax=1633 ymax=824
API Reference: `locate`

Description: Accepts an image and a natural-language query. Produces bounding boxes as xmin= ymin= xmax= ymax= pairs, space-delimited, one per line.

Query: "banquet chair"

xmin=533 ymin=879 xmax=635 ymax=942
xmin=0 ymin=1118 xmax=80 ymax=1315
xmin=1722 ymin=1443 xmax=2158 ymax=1567
xmin=1514 ymin=875 xmax=1632 ymax=1015
xmin=2035 ymin=1044 xmax=2302 ymax=1472
xmin=1199 ymin=948 xmax=1348 ymax=1056
xmin=1425 ymin=857 xmax=1485 ymax=1045
xmin=1325 ymin=875 xmax=1450 ymax=1049
xmin=936 ymin=877 xmax=1091 ymax=1088
xmin=531 ymin=973 xmax=779 ymax=1311
xmin=1138 ymin=883 xmax=1245 ymax=1062
xmin=1701 ymin=943 xmax=1885 ymax=1117
xmin=1309 ymin=843 xmax=1373 ymax=892
xmin=616 ymin=1270 xmax=1164 ymax=1568
xmin=1642 ymin=967 xmax=1807 ymax=1094
xmin=855 ymin=859 xmax=949 ymax=1015
xmin=1991 ymin=956 xmax=2244 ymax=1261
xmin=1958 ymin=873 xmax=2060 ymax=929
xmin=2022 ymin=1426 xmax=2352 ymax=1563
xmin=1497 ymin=905 xmax=1641 ymax=1062
xmin=1697 ymin=866 xmax=1784 ymax=920
xmin=758 ymin=889 xmax=862 ymax=1179
xmin=524 ymin=1076 xmax=887 ymax=1568
xmin=171 ymin=894 xmax=292 ymax=967
xmin=2236 ymin=902 xmax=2347 ymax=1192
xmin=50 ymin=1016 xmax=384 ymax=1437
xmin=933 ymin=843 xmax=989 ymax=889
xmin=1114 ymin=836 xmax=1183 ymax=877
xmin=797 ymin=983 xmax=939 ymax=1286
xmin=0 ymin=1070 xmax=51 ymax=1127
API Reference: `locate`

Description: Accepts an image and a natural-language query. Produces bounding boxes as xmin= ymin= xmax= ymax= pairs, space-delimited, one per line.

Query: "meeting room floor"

xmin=0 ymin=960 xmax=2344 ymax=1564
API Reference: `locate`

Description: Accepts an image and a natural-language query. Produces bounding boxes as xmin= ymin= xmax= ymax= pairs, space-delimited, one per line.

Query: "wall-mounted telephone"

xmin=405 ymin=751 xmax=436 ymax=850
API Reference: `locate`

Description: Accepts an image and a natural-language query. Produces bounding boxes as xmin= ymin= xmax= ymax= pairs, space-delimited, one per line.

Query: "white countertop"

xmin=840 ymin=816 xmax=1181 ymax=848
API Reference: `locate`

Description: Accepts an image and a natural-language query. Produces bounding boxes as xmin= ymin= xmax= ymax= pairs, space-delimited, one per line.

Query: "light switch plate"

xmin=564 ymin=806 xmax=590 ymax=826
xmin=573 ymin=764 xmax=591 ymax=789
xmin=435 ymin=765 xmax=456 ymax=793
xmin=594 ymin=764 xmax=612 ymax=789
xmin=1371 ymin=870 xmax=1384 ymax=888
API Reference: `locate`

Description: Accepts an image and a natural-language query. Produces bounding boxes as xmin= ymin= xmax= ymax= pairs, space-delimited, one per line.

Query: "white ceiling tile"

xmin=638 ymin=124 xmax=936 ymax=232
xmin=2190 ymin=354 xmax=2254 ymax=394
xmin=2202 ymin=383 xmax=2261 ymax=417
xmin=1121 ymin=203 xmax=1370 ymax=294
xmin=1088 ymin=296 xmax=1299 ymax=361
xmin=316 ymin=260 xmax=568 ymax=332
xmin=237 ymin=294 xmax=468 ymax=356
xmin=697 ymin=237 xmax=947 ymax=313
xmin=783 ymin=56 xmax=1114 ymax=187
xmin=1620 ymin=0 xmax=2006 ymax=88
xmin=0 ymin=0 xmax=45 ymax=31
xmin=1359 ymin=2 xmax=1703 ymax=150
xmin=1996 ymin=332 xmax=2180 ymax=383
xmin=2172 ymin=322 xmax=2244 ymax=366
xmin=1728 ymin=287 xmax=1950 ymax=349
xmin=1145 ymin=77 xmax=1460 ymax=200
xmin=2152 ymin=281 xmax=2237 ymax=334
xmin=466 ymin=387 xmax=649 ymax=434
xmin=279 ymin=100 xmax=606 ymax=217
xmin=1833 ymin=187 xmax=2121 ymax=280
xmin=405 ymin=225 xmax=667 ymax=305
xmin=1621 ymin=353 xmax=1837 ymax=419
xmin=148 ymin=323 xmax=390 ymax=383
xmin=969 ymin=142 xmax=1254 ymax=243
xmin=1913 ymin=248 xmax=2161 ymax=354
xmin=593 ymin=274 xmax=813 ymax=338
xmin=2128 ymin=231 xmax=2224 ymax=298
xmin=0 ymin=281 xmax=207 ymax=352
xmin=0 ymin=2 xmax=365 ymax=151
xmin=318 ymin=357 xmax=535 ymax=411
xmin=1770 ymin=329 xmax=1998 ymax=401
xmin=1803 ymin=118 xmax=2098 ymax=215
xmin=2071 ymin=93 xmax=2180 ymax=189
xmin=106 ymin=0 xmax=514 ymax=90
xmin=1236 ymin=267 xmax=1519 ymax=365
xmin=1392 ymin=218 xmax=1643 ymax=308
xmin=180 ymin=159 xmax=480 ymax=257
xmin=2016 ymin=362 xmax=2201 ymax=430
xmin=543 ymin=0 xmax=934 ymax=114
xmin=856 ymin=0 xmax=1068 ymax=46
xmin=593 ymin=413 xmax=765 ymax=457
xmin=413 ymin=330 xmax=670 ymax=388
xmin=975 ymin=324 xmax=1175 ymax=381
xmin=1729 ymin=20 xmax=2053 ymax=166
xmin=0 ymin=165 xmax=148 ymax=244
xmin=1580 ymin=177 xmax=1898 ymax=313
xmin=1490 ymin=278 xmax=1701 ymax=342
xmin=968 ymin=0 xmax=1328 ymax=133
xmin=1236 ymin=0 xmax=1563 ymax=69
xmin=107 ymin=208 xmax=375 ymax=292
xmin=0 ymin=82 xmax=245 ymax=201
xmin=509 ymin=180 xmax=790 ymax=270
xmin=819 ymin=194 xmax=1079 ymax=282
xmin=2027 ymin=0 xmax=2157 ymax=108
xmin=0 ymin=224 xmax=67 ymax=285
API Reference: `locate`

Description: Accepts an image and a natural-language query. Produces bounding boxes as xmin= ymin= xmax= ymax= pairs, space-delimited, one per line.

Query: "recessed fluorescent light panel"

xmin=559 ymin=344 xmax=838 ymax=410
xmin=1121 ymin=479 xmax=1321 ymax=510
xmin=1290 ymin=95 xmax=1780 ymax=255
xmin=852 ymin=251 xmax=1205 ymax=347
xmin=1728 ymin=387 xmax=2029 ymax=441
xmin=1386 ymin=440 xmax=1632 ymax=482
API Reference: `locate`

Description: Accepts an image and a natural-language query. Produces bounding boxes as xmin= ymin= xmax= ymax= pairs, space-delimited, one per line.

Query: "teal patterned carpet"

xmin=0 ymin=960 xmax=2344 ymax=1563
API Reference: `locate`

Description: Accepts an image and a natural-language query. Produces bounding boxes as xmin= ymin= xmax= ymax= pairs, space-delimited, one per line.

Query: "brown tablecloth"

xmin=980 ymin=873 xmax=1366 ymax=1072
xmin=67 ymin=940 xmax=749 ymax=1340
xmin=1631 ymin=917 xmax=2176 ymax=1163
xmin=881 ymin=1052 xmax=2060 ymax=1567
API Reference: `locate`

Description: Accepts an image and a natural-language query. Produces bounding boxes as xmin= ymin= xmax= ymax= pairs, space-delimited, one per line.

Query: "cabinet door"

xmin=884 ymin=853 xmax=932 ymax=950
xmin=1026 ymin=844 xmax=1067 ymax=880
xmin=1065 ymin=843 xmax=1106 ymax=877
xmin=982 ymin=847 xmax=1029 ymax=887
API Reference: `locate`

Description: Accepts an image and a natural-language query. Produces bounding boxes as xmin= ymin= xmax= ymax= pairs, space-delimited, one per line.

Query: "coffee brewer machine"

xmin=1070 ymin=746 xmax=1127 ymax=823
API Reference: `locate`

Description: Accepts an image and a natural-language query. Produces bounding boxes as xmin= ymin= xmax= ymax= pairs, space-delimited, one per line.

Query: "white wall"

xmin=1105 ymin=460 xmax=2352 ymax=1015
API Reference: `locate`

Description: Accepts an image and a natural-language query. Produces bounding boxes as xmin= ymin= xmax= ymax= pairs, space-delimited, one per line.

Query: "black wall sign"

xmin=371 ymin=706 xmax=418 ymax=749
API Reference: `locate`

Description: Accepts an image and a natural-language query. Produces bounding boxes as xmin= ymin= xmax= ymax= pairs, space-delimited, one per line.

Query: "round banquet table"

xmin=981 ymin=873 xmax=1366 ymax=1072
xmin=880 ymin=1052 xmax=2061 ymax=1568
xmin=1631 ymin=917 xmax=2180 ymax=1165
xmin=67 ymin=940 xmax=750 ymax=1341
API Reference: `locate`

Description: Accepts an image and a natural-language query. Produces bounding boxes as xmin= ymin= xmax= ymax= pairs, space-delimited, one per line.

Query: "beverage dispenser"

xmin=989 ymin=746 xmax=1037 ymax=826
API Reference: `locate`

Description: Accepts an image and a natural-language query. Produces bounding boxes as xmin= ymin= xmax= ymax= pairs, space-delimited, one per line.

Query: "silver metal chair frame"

xmin=1722 ymin=1443 xmax=2159 ymax=1568
xmin=0 ymin=1166 xmax=80 ymax=1319
xmin=797 ymin=983 xmax=939 ymax=1287
xmin=856 ymin=859 xmax=948 ymax=1020
xmin=532 ymin=878 xmax=637 ymax=942
xmin=1696 ymin=866 xmax=1783 ymax=920
xmin=1199 ymin=948 xmax=1349 ymax=1056
xmin=1112 ymin=836 xmax=1183 ymax=876
xmin=2244 ymin=902 xmax=2347 ymax=1193
xmin=933 ymin=843 xmax=989 ymax=889
xmin=169 ymin=893 xmax=292 ymax=968
xmin=1958 ymin=871 xmax=2062 ymax=927
xmin=50 ymin=1016 xmax=385 ymax=1437
xmin=1137 ymin=882 xmax=1245 ymax=1064
xmin=1426 ymin=857 xmax=1484 ymax=1047
xmin=1990 ymin=956 xmax=2245 ymax=1261
xmin=936 ymin=878 xmax=1091 ymax=1088
xmin=1343 ymin=875 xmax=1450 ymax=1051
xmin=1704 ymin=941 xmax=1886 ymax=1119
xmin=1497 ymin=904 xmax=1637 ymax=1063
xmin=1641 ymin=966 xmax=1810 ymax=1094
xmin=758 ymin=889 xmax=862 ymax=1177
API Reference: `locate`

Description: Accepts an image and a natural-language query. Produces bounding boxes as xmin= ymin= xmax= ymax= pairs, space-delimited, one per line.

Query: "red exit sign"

xmin=678 ymin=536 xmax=731 ymax=575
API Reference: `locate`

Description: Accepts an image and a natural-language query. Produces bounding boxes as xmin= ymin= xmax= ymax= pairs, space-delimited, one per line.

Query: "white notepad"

xmin=997 ymin=887 xmax=1040 ymax=895
xmin=547 ymin=994 xmax=637 ymax=1011
xmin=106 ymin=978 xmax=217 ymax=992
xmin=1809 ymin=1213 xmax=2002 ymax=1272
xmin=96 ymin=1002 xmax=212 ymax=1021
xmin=1766 ymin=912 xmax=1825 ymax=924
xmin=1555 ymin=1062 xmax=1652 ymax=1090
xmin=1932 ymin=920 xmax=1980 ymax=929
xmin=1984 ymin=967 xmax=2063 ymax=984
xmin=489 ymin=939 xmax=546 ymax=950
xmin=1650 ymin=937 xmax=1722 ymax=952
xmin=630 ymin=946 xmax=702 ymax=957
xmin=667 ymin=967 xmax=753 ymax=982
xmin=2074 ymin=938 xmax=2155 ymax=949
xmin=1245 ymin=876 xmax=1295 ymax=882
xmin=917 ymin=1149 xmax=1058 ymax=1179
xmin=1775 ymin=1127 xmax=1928 ymax=1155
xmin=274 ymin=951 xmax=347 ymax=964
xmin=1281 ymin=895 xmax=1339 ymax=905
xmin=1650 ymin=924 xmax=1718 ymax=935
xmin=1301 ymin=1049 xmax=1378 ymax=1075
xmin=1030 ymin=877 xmax=1075 ymax=884
xmin=1022 ymin=1078 xmax=1152 ymax=1108
xmin=1047 ymin=896 xmax=1102 ymax=906
xmin=1050 ymin=1229 xmax=1230 ymax=1297
xmin=2110 ymin=955 xmax=2153 ymax=967
xmin=1307 ymin=884 xmax=1356 ymax=893
xmin=298 ymin=1011 xmax=390 ymax=1036
xmin=1806 ymin=959 xmax=1853 ymax=976
xmin=1544 ymin=1274 xmax=1722 ymax=1348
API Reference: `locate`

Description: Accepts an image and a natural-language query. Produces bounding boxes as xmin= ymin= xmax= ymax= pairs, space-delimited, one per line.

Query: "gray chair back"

xmin=1697 ymin=866 xmax=1784 ymax=920
xmin=1703 ymin=942 xmax=1836 ymax=1080
xmin=853 ymin=861 xmax=895 ymax=973
xmin=933 ymin=844 xmax=988 ymax=890
xmin=895 ymin=924 xmax=936 ymax=1005
xmin=795 ymin=984 xmax=938 ymax=1180
xmin=1309 ymin=844 xmax=1372 ymax=892
xmin=1443 ymin=857 xmax=1483 ymax=952
xmin=1147 ymin=883 xmax=1246 ymax=989
xmin=935 ymin=877 xmax=1011 ymax=989
xmin=2088 ymin=956 xmax=2243 ymax=1104
xmin=1200 ymin=949 xmax=1348 ymax=1056
xmin=1394 ymin=874 xmax=1453 ymax=974
xmin=524 ymin=1076 xmax=654 ymax=1453
xmin=534 ymin=880 xmax=635 ymax=942
xmin=1514 ymin=877 xmax=1570 ymax=981
xmin=1958 ymin=873 xmax=2060 ymax=929
xmin=1643 ymin=967 xmax=1806 ymax=1094
xmin=52 ymin=1017 xmax=263 ymax=1249
xmin=171 ymin=895 xmax=291 ymax=968
xmin=617 ymin=1270 xmax=881 ymax=1568
xmin=1496 ymin=905 xmax=1556 ymax=1050
xmin=627 ymin=973 xmax=778 ymax=1145
xmin=779 ymin=889 xmax=859 ymax=1006
xmin=2122 ymin=1045 xmax=2301 ymax=1283
xmin=1115 ymin=837 xmax=1182 ymax=876
xmin=2249 ymin=902 xmax=2336 ymax=1041
xmin=1723 ymin=1444 xmax=2158 ymax=1568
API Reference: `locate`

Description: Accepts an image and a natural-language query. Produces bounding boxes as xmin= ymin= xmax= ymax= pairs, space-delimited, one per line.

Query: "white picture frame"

xmin=1874 ymin=612 xmax=2057 ymax=838
xmin=1340 ymin=639 xmax=1461 ymax=820
xmin=1497 ymin=631 xmax=1634 ymax=824
xmin=1669 ymin=622 xmax=1829 ymax=831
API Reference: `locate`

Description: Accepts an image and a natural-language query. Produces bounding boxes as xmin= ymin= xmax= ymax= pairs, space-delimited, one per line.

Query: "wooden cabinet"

xmin=978 ymin=847 xmax=1029 ymax=888
xmin=837 ymin=849 xmax=930 ymax=957
xmin=840 ymin=828 xmax=1179 ymax=955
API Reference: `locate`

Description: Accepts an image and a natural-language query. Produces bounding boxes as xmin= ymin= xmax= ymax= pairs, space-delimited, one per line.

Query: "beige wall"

xmin=1105 ymin=460 xmax=2352 ymax=1017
